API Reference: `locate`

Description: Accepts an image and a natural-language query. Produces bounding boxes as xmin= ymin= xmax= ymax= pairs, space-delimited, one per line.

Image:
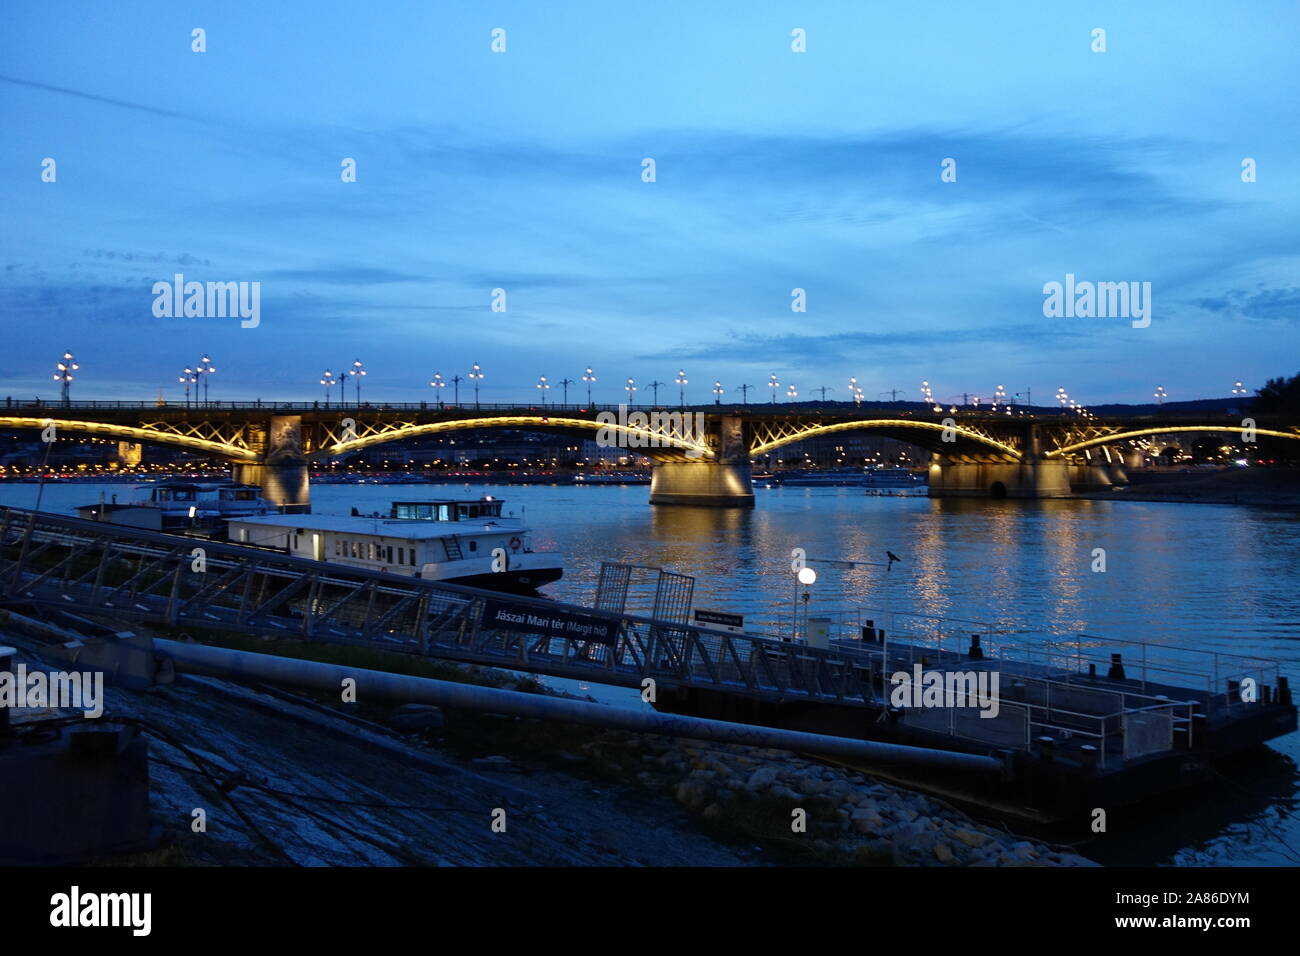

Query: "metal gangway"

xmin=0 ymin=507 xmax=880 ymax=710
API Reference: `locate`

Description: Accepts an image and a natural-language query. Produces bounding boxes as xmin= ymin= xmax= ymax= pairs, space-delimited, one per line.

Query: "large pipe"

xmin=155 ymin=638 xmax=1005 ymax=775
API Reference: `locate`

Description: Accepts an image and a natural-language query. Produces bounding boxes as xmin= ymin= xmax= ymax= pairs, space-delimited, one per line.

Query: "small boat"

xmin=226 ymin=496 xmax=562 ymax=594
xmin=76 ymin=480 xmax=274 ymax=535
xmin=863 ymin=467 xmax=926 ymax=493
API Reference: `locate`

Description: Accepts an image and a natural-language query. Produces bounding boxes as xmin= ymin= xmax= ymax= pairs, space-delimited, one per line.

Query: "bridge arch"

xmin=0 ymin=416 xmax=258 ymax=461
xmin=1047 ymin=425 xmax=1300 ymax=458
xmin=746 ymin=418 xmax=1024 ymax=460
xmin=312 ymin=415 xmax=713 ymax=462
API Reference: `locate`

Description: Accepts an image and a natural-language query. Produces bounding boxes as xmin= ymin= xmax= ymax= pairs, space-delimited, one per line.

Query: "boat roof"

xmin=228 ymin=514 xmax=518 ymax=539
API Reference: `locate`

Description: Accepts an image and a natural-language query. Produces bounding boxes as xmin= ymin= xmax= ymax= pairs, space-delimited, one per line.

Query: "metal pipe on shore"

xmin=152 ymin=638 xmax=1006 ymax=775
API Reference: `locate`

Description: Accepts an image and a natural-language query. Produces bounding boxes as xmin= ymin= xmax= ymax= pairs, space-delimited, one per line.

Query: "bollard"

xmin=1108 ymin=653 xmax=1126 ymax=681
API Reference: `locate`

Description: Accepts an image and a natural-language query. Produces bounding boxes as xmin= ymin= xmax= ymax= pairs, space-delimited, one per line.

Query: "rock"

xmin=675 ymin=779 xmax=711 ymax=809
xmin=389 ymin=703 xmax=445 ymax=732
xmin=745 ymin=766 xmax=779 ymax=791
xmin=702 ymin=803 xmax=723 ymax=821
xmin=470 ymin=755 xmax=512 ymax=771
xmin=953 ymin=828 xmax=990 ymax=849
xmin=934 ymin=842 xmax=955 ymax=864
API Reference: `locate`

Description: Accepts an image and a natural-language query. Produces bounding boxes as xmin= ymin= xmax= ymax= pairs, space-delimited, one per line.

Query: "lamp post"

xmin=349 ymin=359 xmax=366 ymax=405
xmin=469 ymin=363 xmax=484 ymax=408
xmin=559 ymin=377 xmax=574 ymax=405
xmin=53 ymin=350 xmax=79 ymax=406
xmin=853 ymin=387 xmax=864 ymax=407
xmin=179 ymin=367 xmax=197 ymax=407
xmin=196 ymin=355 xmax=215 ymax=405
xmin=430 ymin=372 xmax=446 ymax=407
xmin=536 ymin=375 xmax=550 ymax=407
xmin=321 ymin=369 xmax=336 ymax=406
xmin=712 ymin=380 xmax=724 ymax=404
xmin=582 ymin=366 xmax=595 ymax=406
xmin=1231 ymin=381 xmax=1247 ymax=397
xmin=625 ymin=377 xmax=636 ymax=403
xmin=647 ymin=380 xmax=664 ymax=405
xmin=769 ymin=373 xmax=780 ymax=403
xmin=786 ymin=384 xmax=798 ymax=402
xmin=735 ymin=383 xmax=752 ymax=404
xmin=794 ymin=566 xmax=816 ymax=641
xmin=675 ymin=369 xmax=688 ymax=406
xmin=993 ymin=384 xmax=1007 ymax=408
xmin=1057 ymin=386 xmax=1069 ymax=414
xmin=450 ymin=374 xmax=463 ymax=405
xmin=1153 ymin=385 xmax=1166 ymax=406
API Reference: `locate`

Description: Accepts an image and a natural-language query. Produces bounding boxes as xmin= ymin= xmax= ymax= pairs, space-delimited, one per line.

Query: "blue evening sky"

xmin=1 ymin=1 xmax=1297 ymax=405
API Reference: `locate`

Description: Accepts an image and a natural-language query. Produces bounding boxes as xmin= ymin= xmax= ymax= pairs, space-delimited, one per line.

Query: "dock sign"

xmin=481 ymin=598 xmax=620 ymax=646
xmin=692 ymin=609 xmax=744 ymax=633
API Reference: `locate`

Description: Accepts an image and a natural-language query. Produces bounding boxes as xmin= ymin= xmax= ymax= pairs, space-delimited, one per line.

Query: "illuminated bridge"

xmin=2 ymin=398 xmax=1297 ymax=507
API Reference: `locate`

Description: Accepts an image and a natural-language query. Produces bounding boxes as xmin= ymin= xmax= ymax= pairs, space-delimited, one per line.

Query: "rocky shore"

xmin=577 ymin=731 xmax=1097 ymax=866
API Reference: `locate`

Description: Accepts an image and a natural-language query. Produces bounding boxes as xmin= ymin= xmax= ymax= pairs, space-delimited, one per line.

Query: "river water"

xmin=5 ymin=479 xmax=1298 ymax=866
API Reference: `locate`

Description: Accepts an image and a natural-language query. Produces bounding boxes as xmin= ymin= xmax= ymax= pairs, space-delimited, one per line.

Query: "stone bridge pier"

xmin=649 ymin=415 xmax=754 ymax=507
xmin=926 ymin=423 xmax=1072 ymax=499
xmin=231 ymin=414 xmax=311 ymax=512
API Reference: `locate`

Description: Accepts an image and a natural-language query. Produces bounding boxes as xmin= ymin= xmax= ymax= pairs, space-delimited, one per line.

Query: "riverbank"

xmin=1078 ymin=467 xmax=1300 ymax=507
xmin=2 ymin=632 xmax=1095 ymax=867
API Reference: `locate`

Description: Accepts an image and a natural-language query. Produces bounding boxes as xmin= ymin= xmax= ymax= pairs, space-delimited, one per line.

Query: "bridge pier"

xmin=232 ymin=462 xmax=311 ymax=512
xmin=926 ymin=456 xmax=1072 ymax=498
xmin=233 ymin=414 xmax=311 ymax=512
xmin=648 ymin=414 xmax=754 ymax=507
xmin=648 ymin=461 xmax=755 ymax=507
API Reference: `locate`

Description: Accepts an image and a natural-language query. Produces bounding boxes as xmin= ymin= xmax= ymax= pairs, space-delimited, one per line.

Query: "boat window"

xmin=409 ymin=549 xmax=416 ymax=566
xmin=350 ymin=541 xmax=357 ymax=558
xmin=468 ymin=540 xmax=477 ymax=552
xmin=335 ymin=540 xmax=341 ymax=556
xmin=397 ymin=547 xmax=404 ymax=564
xmin=440 ymin=505 xmax=452 ymax=521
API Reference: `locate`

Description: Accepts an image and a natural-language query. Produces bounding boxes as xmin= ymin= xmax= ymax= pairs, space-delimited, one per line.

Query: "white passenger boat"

xmin=226 ymin=497 xmax=562 ymax=593
xmin=76 ymin=480 xmax=274 ymax=534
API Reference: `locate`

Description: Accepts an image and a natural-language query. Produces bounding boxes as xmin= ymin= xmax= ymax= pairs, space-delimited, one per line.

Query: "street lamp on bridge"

xmin=196 ymin=355 xmax=216 ymax=405
xmin=647 ymin=380 xmax=664 ymax=405
xmin=735 ymin=383 xmax=752 ymax=404
xmin=625 ymin=377 xmax=636 ymax=403
xmin=53 ymin=350 xmax=79 ymax=405
xmin=768 ymin=373 xmax=780 ymax=403
xmin=1056 ymin=386 xmax=1069 ymax=414
xmin=786 ymin=384 xmax=798 ymax=402
xmin=430 ymin=372 xmax=446 ymax=407
xmin=581 ymin=366 xmax=595 ymax=406
xmin=349 ymin=359 xmax=366 ymax=405
xmin=320 ymin=369 xmax=336 ymax=406
xmin=536 ymin=375 xmax=550 ymax=407
xmin=1232 ymin=381 xmax=1247 ymax=397
xmin=712 ymin=380 xmax=724 ymax=404
xmin=1153 ymin=385 xmax=1167 ymax=406
xmin=675 ymin=370 xmax=688 ymax=406
xmin=469 ymin=362 xmax=484 ymax=408
xmin=179 ymin=367 xmax=197 ymax=407
xmin=559 ymin=377 xmax=574 ymax=405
